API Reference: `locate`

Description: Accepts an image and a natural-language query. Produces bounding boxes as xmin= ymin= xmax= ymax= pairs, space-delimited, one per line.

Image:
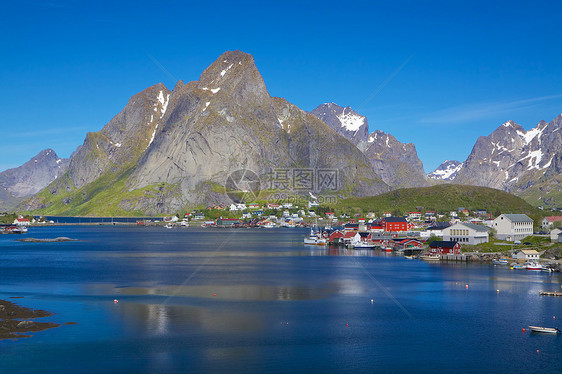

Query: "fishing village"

xmin=4 ymin=202 xmax=562 ymax=271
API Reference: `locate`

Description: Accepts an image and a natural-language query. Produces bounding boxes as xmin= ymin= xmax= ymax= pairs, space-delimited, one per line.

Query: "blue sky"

xmin=1 ymin=0 xmax=561 ymax=173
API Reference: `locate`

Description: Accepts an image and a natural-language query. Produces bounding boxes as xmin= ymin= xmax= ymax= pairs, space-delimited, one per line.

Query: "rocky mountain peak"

xmin=428 ymin=160 xmax=463 ymax=181
xmin=0 ymin=149 xmax=70 ymax=209
xmin=197 ymin=50 xmax=269 ymax=103
xmin=310 ymin=103 xmax=369 ymax=146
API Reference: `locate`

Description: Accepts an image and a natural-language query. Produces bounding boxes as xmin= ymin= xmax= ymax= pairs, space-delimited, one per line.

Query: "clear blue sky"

xmin=1 ymin=0 xmax=561 ymax=173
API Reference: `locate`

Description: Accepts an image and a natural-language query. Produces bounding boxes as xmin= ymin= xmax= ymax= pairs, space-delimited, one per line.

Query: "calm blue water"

xmin=1 ymin=226 xmax=561 ymax=373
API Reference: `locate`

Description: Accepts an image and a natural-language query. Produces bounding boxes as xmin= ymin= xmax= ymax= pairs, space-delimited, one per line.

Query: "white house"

xmin=443 ymin=222 xmax=490 ymax=245
xmin=493 ymin=214 xmax=533 ymax=241
xmin=14 ymin=218 xmax=31 ymax=226
xmin=420 ymin=224 xmax=451 ymax=238
xmin=515 ymin=249 xmax=540 ymax=262
xmin=408 ymin=212 xmax=422 ymax=220
xmin=542 ymin=216 xmax=562 ymax=228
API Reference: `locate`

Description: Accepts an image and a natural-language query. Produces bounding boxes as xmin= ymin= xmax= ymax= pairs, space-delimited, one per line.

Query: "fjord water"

xmin=1 ymin=226 xmax=561 ymax=373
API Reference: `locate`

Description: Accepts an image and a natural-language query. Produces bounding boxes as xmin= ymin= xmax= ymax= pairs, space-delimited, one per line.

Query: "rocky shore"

xmin=0 ymin=299 xmax=61 ymax=340
xmin=15 ymin=237 xmax=77 ymax=243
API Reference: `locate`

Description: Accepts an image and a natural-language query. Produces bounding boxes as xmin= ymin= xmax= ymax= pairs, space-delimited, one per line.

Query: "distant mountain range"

xmin=310 ymin=103 xmax=429 ymax=189
xmin=0 ymin=149 xmax=69 ymax=211
xmin=1 ymin=50 xmax=560 ymax=214
xmin=429 ymin=116 xmax=561 ymax=208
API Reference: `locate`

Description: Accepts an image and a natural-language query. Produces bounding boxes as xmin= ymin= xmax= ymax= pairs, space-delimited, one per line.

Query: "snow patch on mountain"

xmin=336 ymin=108 xmax=365 ymax=132
xmin=428 ymin=160 xmax=463 ymax=181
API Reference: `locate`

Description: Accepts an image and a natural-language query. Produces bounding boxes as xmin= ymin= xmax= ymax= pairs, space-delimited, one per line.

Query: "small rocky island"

xmin=16 ymin=237 xmax=78 ymax=243
xmin=0 ymin=299 xmax=64 ymax=340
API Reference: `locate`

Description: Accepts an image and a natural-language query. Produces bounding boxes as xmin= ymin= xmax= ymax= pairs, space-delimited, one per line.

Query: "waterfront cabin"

xmin=13 ymin=218 xmax=31 ymax=226
xmin=216 ymin=218 xmax=240 ymax=227
xmin=395 ymin=239 xmax=423 ymax=250
xmin=429 ymin=241 xmax=461 ymax=255
xmin=328 ymin=230 xmax=345 ymax=243
xmin=515 ymin=249 xmax=540 ymax=262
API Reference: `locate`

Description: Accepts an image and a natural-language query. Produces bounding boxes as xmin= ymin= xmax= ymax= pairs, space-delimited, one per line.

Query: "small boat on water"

xmin=526 ymin=262 xmax=543 ymax=271
xmin=303 ymin=228 xmax=326 ymax=245
xmin=528 ymin=326 xmax=560 ymax=334
xmin=420 ymin=254 xmax=440 ymax=261
xmin=1 ymin=225 xmax=27 ymax=234
xmin=510 ymin=263 xmax=526 ymax=270
xmin=492 ymin=259 xmax=509 ymax=265
xmin=351 ymin=242 xmax=376 ymax=249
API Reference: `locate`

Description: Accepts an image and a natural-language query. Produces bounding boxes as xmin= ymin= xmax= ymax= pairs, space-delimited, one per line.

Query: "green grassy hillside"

xmin=337 ymin=184 xmax=543 ymax=219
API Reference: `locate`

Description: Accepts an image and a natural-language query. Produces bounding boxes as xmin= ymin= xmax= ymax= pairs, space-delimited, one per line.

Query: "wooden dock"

xmin=539 ymin=291 xmax=562 ymax=297
xmin=440 ymin=254 xmax=471 ymax=262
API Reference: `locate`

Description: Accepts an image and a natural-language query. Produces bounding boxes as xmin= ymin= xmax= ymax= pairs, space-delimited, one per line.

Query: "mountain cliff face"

xmin=310 ymin=103 xmax=429 ymax=188
xmin=428 ymin=160 xmax=463 ymax=181
xmin=22 ymin=51 xmax=388 ymax=215
xmin=362 ymin=130 xmax=429 ymax=188
xmin=0 ymin=149 xmax=69 ymax=210
xmin=452 ymin=115 xmax=562 ymax=207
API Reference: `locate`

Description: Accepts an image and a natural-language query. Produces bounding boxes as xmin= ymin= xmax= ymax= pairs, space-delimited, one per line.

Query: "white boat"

xmin=528 ymin=326 xmax=560 ymax=334
xmin=526 ymin=262 xmax=543 ymax=271
xmin=304 ymin=228 xmax=326 ymax=245
xmin=420 ymin=254 xmax=440 ymax=261
xmin=12 ymin=226 xmax=28 ymax=234
xmin=492 ymin=259 xmax=509 ymax=265
xmin=351 ymin=242 xmax=375 ymax=249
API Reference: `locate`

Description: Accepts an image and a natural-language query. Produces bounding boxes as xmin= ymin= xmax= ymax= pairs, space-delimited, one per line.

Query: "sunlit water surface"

xmin=1 ymin=226 xmax=561 ymax=373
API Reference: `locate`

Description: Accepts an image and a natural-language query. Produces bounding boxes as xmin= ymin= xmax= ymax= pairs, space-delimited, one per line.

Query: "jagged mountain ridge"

xmin=428 ymin=160 xmax=463 ymax=181
xmin=451 ymin=115 xmax=562 ymax=207
xmin=0 ymin=149 xmax=69 ymax=210
xmin=21 ymin=51 xmax=388 ymax=215
xmin=309 ymin=103 xmax=369 ymax=147
xmin=310 ymin=103 xmax=429 ymax=188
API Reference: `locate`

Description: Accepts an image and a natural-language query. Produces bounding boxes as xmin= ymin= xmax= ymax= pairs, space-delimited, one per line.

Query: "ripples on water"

xmin=0 ymin=226 xmax=561 ymax=373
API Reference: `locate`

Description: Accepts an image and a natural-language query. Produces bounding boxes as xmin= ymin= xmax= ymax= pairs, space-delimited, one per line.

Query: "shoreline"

xmin=0 ymin=299 xmax=62 ymax=341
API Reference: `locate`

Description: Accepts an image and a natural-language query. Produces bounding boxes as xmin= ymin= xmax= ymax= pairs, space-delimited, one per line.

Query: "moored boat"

xmin=526 ymin=262 xmax=543 ymax=271
xmin=492 ymin=259 xmax=509 ymax=265
xmin=420 ymin=254 xmax=440 ymax=261
xmin=528 ymin=325 xmax=560 ymax=334
xmin=303 ymin=228 xmax=326 ymax=245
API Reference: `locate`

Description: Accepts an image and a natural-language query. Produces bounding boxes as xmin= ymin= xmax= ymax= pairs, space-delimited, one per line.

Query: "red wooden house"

xmin=328 ymin=230 xmax=345 ymax=243
xmin=429 ymin=240 xmax=461 ymax=255
xmin=383 ymin=217 xmax=408 ymax=232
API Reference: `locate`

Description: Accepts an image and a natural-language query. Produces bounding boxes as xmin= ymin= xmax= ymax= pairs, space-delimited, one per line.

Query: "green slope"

xmin=337 ymin=184 xmax=543 ymax=218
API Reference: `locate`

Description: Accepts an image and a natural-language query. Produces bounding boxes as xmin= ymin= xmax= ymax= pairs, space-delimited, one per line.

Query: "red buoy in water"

xmin=522 ymin=328 xmax=525 ymax=332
